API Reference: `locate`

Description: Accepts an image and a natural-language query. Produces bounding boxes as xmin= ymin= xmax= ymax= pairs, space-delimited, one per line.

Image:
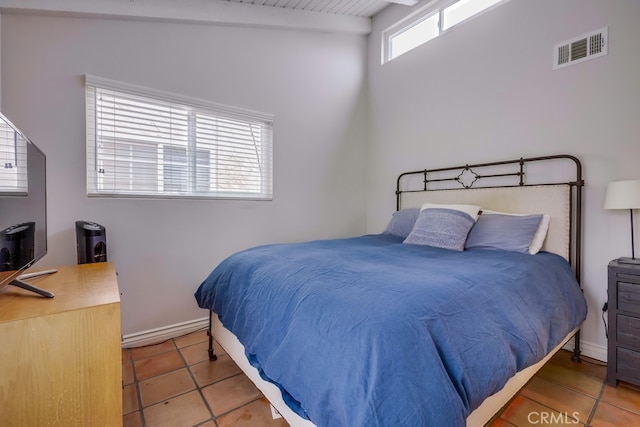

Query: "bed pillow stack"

xmin=384 ymin=205 xmax=550 ymax=254
xmin=382 ymin=207 xmax=420 ymax=239
xmin=465 ymin=210 xmax=551 ymax=255
xmin=403 ymin=203 xmax=481 ymax=251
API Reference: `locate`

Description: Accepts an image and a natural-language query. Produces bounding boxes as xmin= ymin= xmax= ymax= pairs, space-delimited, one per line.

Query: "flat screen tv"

xmin=0 ymin=112 xmax=54 ymax=298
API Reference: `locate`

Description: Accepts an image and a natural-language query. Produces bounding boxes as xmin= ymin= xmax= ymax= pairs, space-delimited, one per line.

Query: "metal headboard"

xmin=395 ymin=155 xmax=584 ymax=281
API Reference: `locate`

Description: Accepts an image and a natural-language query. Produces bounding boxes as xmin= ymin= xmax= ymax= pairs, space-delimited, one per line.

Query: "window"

xmin=389 ymin=12 xmax=440 ymax=60
xmin=0 ymin=118 xmax=27 ymax=195
xmin=85 ymin=75 xmax=273 ymax=200
xmin=383 ymin=0 xmax=508 ymax=63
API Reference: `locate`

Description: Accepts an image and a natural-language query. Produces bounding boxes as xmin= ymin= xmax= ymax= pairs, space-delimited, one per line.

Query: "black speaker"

xmin=75 ymin=221 xmax=107 ymax=264
xmin=0 ymin=222 xmax=35 ymax=271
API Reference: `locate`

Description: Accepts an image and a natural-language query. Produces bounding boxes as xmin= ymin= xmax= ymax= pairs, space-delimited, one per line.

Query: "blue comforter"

xmin=194 ymin=234 xmax=587 ymax=426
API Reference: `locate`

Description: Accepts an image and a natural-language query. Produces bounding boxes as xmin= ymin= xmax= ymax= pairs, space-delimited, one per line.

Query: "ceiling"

xmin=224 ymin=0 xmax=390 ymax=18
xmin=0 ymin=0 xmax=419 ymax=34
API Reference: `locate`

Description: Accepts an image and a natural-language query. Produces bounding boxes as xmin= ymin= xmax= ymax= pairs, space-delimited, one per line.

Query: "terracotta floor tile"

xmin=139 ymin=367 xmax=196 ymax=407
xmin=180 ymin=340 xmax=225 ymax=366
xmin=123 ymin=410 xmax=143 ymax=427
xmin=498 ymin=395 xmax=582 ymax=426
xmin=122 ymin=348 xmax=132 ymax=363
xmin=134 ymin=349 xmax=185 ymax=381
xmin=123 ymin=361 xmax=134 ymax=386
xmin=618 ymin=380 xmax=640 ymax=393
xmin=549 ymin=350 xmax=607 ymax=380
xmin=214 ymin=340 xmax=226 ymax=354
xmin=130 ymin=340 xmax=177 ymax=360
xmin=198 ymin=422 xmax=216 ymax=427
xmin=536 ymin=362 xmax=604 ymax=398
xmin=174 ymin=330 xmax=209 ymax=348
xmin=122 ymin=383 xmax=139 ymax=415
xmin=520 ymin=377 xmax=595 ymax=423
xmin=143 ymin=390 xmax=211 ymax=427
xmin=201 ymin=374 xmax=262 ymax=416
xmin=190 ymin=354 xmax=242 ymax=388
xmin=216 ymin=397 xmax=289 ymax=427
xmin=590 ymin=401 xmax=640 ymax=426
xmin=488 ymin=418 xmax=517 ymax=427
xmin=601 ymin=383 xmax=640 ymax=415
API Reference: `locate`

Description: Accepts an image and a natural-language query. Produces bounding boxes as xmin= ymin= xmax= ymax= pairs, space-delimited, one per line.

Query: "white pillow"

xmin=481 ymin=210 xmax=550 ymax=255
xmin=530 ymin=214 xmax=551 ymax=254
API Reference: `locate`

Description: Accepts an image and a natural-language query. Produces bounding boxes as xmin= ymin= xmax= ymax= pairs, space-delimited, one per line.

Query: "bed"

xmin=195 ymin=155 xmax=587 ymax=426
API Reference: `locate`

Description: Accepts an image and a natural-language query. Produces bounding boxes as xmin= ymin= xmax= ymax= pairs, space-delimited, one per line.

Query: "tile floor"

xmin=122 ymin=329 xmax=286 ymax=427
xmin=123 ymin=330 xmax=640 ymax=427
xmin=490 ymin=351 xmax=640 ymax=426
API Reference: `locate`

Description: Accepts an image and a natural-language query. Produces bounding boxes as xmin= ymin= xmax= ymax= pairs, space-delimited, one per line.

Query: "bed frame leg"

xmin=571 ymin=330 xmax=582 ymax=362
xmin=207 ymin=311 xmax=218 ymax=361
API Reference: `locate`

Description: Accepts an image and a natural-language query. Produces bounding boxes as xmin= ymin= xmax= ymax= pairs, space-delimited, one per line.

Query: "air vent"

xmin=553 ymin=27 xmax=608 ymax=70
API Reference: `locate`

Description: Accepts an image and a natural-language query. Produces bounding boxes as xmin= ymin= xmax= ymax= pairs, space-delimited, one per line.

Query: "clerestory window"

xmin=383 ymin=0 xmax=509 ymax=63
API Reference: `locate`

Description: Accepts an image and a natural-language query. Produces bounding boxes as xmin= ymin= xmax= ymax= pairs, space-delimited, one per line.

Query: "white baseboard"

xmin=563 ymin=337 xmax=607 ymax=362
xmin=121 ymin=317 xmax=209 ymax=348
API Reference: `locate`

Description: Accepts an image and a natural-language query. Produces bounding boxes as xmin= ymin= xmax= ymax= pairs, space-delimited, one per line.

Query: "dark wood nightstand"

xmin=607 ymin=260 xmax=640 ymax=387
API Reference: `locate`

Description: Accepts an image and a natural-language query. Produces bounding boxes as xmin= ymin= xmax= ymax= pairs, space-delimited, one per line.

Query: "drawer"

xmin=619 ymin=282 xmax=640 ymax=316
xmin=618 ymin=273 xmax=640 ymax=285
xmin=617 ymin=347 xmax=640 ymax=380
xmin=618 ymin=314 xmax=640 ymax=349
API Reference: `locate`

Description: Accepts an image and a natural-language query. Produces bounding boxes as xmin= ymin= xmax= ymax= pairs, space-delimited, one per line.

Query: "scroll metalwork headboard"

xmin=395 ymin=155 xmax=584 ymax=281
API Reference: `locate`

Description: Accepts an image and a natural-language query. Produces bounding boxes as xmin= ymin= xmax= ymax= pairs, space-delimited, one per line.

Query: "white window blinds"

xmin=85 ymin=75 xmax=273 ymax=200
xmin=0 ymin=117 xmax=28 ymax=195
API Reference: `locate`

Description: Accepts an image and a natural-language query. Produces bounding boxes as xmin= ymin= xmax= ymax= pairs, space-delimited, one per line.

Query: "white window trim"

xmin=85 ymin=75 xmax=274 ymax=201
xmin=382 ymin=0 xmax=510 ymax=64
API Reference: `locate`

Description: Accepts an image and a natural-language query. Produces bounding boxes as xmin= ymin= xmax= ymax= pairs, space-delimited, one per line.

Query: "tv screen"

xmin=0 ymin=113 xmax=48 ymax=293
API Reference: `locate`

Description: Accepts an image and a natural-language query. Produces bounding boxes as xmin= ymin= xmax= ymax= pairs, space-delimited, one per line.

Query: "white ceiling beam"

xmin=386 ymin=0 xmax=419 ymax=6
xmin=0 ymin=0 xmax=373 ymax=34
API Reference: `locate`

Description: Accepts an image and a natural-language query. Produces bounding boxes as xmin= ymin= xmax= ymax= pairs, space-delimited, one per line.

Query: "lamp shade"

xmin=604 ymin=180 xmax=640 ymax=210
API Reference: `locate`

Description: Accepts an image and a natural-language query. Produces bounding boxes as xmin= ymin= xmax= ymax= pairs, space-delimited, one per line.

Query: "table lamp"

xmin=604 ymin=179 xmax=640 ymax=264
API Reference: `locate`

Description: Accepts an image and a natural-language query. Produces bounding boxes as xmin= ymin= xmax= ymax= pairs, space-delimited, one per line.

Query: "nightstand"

xmin=607 ymin=260 xmax=640 ymax=387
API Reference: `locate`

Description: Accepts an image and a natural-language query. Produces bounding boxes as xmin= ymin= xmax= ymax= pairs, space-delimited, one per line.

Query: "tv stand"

xmin=10 ymin=268 xmax=58 ymax=298
xmin=0 ymin=262 xmax=122 ymax=426
xmin=9 ymin=278 xmax=55 ymax=298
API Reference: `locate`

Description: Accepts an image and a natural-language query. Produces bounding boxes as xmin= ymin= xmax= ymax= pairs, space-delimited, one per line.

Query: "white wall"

xmin=368 ymin=0 xmax=640 ymax=360
xmin=4 ymin=1 xmax=639 ymax=358
xmin=0 ymin=14 xmax=368 ymax=336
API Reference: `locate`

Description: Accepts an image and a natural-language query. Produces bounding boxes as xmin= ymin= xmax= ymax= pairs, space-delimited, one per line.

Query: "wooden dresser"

xmin=0 ymin=262 xmax=122 ymax=426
